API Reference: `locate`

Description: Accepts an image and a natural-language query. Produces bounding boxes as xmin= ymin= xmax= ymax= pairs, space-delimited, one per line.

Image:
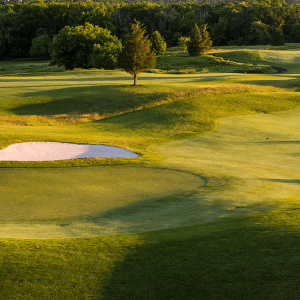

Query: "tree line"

xmin=1 ymin=0 xmax=300 ymax=60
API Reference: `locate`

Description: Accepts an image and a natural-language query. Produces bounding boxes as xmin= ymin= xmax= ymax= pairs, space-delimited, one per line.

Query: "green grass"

xmin=1 ymin=218 xmax=300 ymax=299
xmin=0 ymin=166 xmax=203 ymax=222
xmin=154 ymin=48 xmax=273 ymax=74
xmin=211 ymin=43 xmax=300 ymax=74
xmin=0 ymin=60 xmax=64 ymax=75
xmin=0 ymin=47 xmax=300 ymax=299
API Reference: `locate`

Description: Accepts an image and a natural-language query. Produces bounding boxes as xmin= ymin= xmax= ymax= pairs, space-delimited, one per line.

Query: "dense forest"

xmin=1 ymin=0 xmax=300 ymax=59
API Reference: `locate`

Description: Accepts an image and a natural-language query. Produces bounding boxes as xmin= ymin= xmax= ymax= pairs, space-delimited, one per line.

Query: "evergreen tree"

xmin=118 ymin=21 xmax=156 ymax=86
xmin=187 ymin=24 xmax=212 ymax=56
xmin=150 ymin=31 xmax=167 ymax=56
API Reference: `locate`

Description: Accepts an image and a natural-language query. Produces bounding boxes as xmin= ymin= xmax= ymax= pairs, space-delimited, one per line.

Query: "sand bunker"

xmin=0 ymin=142 xmax=138 ymax=161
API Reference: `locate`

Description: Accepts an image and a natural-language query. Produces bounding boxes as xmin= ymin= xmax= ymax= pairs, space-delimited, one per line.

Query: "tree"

xmin=29 ymin=34 xmax=52 ymax=58
xmin=150 ymin=31 xmax=167 ymax=56
xmin=178 ymin=36 xmax=190 ymax=51
xmin=187 ymin=23 xmax=212 ymax=56
xmin=118 ymin=21 xmax=156 ymax=86
xmin=50 ymin=22 xmax=122 ymax=70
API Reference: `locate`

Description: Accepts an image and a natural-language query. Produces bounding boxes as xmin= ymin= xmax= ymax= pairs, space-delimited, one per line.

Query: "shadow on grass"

xmin=261 ymin=178 xmax=300 ymax=184
xmin=253 ymin=141 xmax=300 ymax=144
xmin=10 ymin=85 xmax=169 ymax=116
xmin=100 ymin=221 xmax=300 ymax=300
xmin=241 ymin=75 xmax=300 ymax=89
xmin=98 ymin=98 xmax=198 ymax=131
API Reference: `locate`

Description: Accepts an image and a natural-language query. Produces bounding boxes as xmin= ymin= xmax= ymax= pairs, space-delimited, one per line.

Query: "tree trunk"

xmin=133 ymin=74 xmax=137 ymax=86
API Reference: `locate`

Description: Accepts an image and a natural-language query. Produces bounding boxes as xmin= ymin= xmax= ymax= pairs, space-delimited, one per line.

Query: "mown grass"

xmin=0 ymin=82 xmax=299 ymax=168
xmin=1 ymin=217 xmax=300 ymax=299
xmin=0 ymin=47 xmax=300 ymax=299
xmin=0 ymin=166 xmax=203 ymax=222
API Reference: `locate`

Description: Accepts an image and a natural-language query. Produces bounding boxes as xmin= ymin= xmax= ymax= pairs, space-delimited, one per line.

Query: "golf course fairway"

xmin=1 ymin=107 xmax=299 ymax=239
xmin=0 ymin=46 xmax=300 ymax=299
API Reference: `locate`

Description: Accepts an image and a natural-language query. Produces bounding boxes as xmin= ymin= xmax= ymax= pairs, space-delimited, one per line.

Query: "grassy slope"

xmin=0 ymin=47 xmax=300 ymax=299
xmin=212 ymin=43 xmax=300 ymax=74
xmin=155 ymin=47 xmax=274 ymax=73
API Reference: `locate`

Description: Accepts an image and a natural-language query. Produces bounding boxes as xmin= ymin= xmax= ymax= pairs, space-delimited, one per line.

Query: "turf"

xmin=0 ymin=166 xmax=203 ymax=222
xmin=0 ymin=45 xmax=300 ymax=299
xmin=1 ymin=219 xmax=300 ymax=300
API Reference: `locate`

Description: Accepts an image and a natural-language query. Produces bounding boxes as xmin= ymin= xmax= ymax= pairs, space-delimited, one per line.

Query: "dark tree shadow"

xmin=10 ymin=85 xmax=169 ymax=116
xmin=100 ymin=223 xmax=300 ymax=300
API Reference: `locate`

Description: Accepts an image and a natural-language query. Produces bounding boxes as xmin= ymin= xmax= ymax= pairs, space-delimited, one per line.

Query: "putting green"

xmin=154 ymin=107 xmax=300 ymax=206
xmin=1 ymin=108 xmax=299 ymax=239
xmin=0 ymin=165 xmax=204 ymax=222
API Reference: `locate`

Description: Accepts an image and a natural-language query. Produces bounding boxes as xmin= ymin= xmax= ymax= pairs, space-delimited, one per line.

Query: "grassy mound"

xmin=153 ymin=47 xmax=273 ymax=74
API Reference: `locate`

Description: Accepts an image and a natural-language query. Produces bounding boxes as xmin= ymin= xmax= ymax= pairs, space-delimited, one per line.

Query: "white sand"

xmin=0 ymin=142 xmax=138 ymax=161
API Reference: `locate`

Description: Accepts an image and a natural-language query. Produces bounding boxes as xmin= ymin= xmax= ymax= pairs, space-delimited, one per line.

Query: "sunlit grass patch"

xmin=0 ymin=233 xmax=146 ymax=300
xmin=212 ymin=50 xmax=268 ymax=64
xmin=253 ymin=195 xmax=300 ymax=232
xmin=211 ymin=46 xmax=300 ymax=74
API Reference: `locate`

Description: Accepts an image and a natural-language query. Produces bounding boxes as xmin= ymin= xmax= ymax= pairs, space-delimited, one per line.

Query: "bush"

xmin=50 ymin=23 xmax=122 ymax=70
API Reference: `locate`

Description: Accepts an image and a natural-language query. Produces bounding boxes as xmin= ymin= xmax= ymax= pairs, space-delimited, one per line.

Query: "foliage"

xmin=270 ymin=26 xmax=285 ymax=46
xmin=118 ymin=21 xmax=156 ymax=85
xmin=89 ymin=42 xmax=122 ymax=69
xmin=187 ymin=23 xmax=212 ymax=56
xmin=1 ymin=0 xmax=300 ymax=59
xmin=29 ymin=34 xmax=52 ymax=58
xmin=50 ymin=22 xmax=122 ymax=70
xmin=178 ymin=36 xmax=190 ymax=51
xmin=150 ymin=31 xmax=167 ymax=56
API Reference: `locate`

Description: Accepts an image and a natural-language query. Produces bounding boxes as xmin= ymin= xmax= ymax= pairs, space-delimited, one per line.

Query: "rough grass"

xmin=0 ymin=60 xmax=64 ymax=75
xmin=154 ymin=48 xmax=273 ymax=74
xmin=212 ymin=44 xmax=300 ymax=74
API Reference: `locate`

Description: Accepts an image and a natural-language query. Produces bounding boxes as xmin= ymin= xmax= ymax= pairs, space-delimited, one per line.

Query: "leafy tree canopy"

xmin=50 ymin=22 xmax=122 ymax=70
